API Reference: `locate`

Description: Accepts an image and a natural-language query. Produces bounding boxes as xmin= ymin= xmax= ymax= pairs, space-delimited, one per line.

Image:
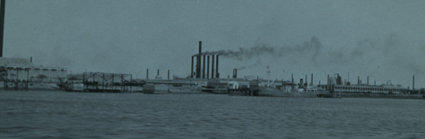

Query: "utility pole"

xmin=0 ymin=0 xmax=6 ymax=57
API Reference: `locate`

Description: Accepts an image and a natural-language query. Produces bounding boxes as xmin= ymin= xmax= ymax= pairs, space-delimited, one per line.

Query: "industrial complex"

xmin=0 ymin=0 xmax=424 ymax=99
xmin=191 ymin=41 xmax=220 ymax=79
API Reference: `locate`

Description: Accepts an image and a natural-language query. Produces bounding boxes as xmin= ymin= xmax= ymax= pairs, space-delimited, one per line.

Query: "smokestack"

xmin=157 ymin=69 xmax=160 ymax=77
xmin=30 ymin=57 xmax=32 ymax=63
xmin=202 ymin=55 xmax=206 ymax=79
xmin=413 ymin=75 xmax=415 ymax=90
xmin=310 ymin=73 xmax=313 ymax=86
xmin=305 ymin=74 xmax=307 ymax=86
xmin=196 ymin=41 xmax=202 ymax=78
xmin=235 ymin=68 xmax=237 ymax=78
xmin=216 ymin=55 xmax=219 ymax=78
xmin=367 ymin=76 xmax=369 ymax=85
xmin=357 ymin=76 xmax=360 ymax=85
xmin=233 ymin=68 xmax=237 ymax=79
xmin=191 ymin=56 xmax=194 ymax=78
xmin=211 ymin=55 xmax=215 ymax=78
xmin=168 ymin=70 xmax=170 ymax=80
xmin=0 ymin=0 xmax=5 ymax=57
xmin=146 ymin=68 xmax=149 ymax=79
xmin=206 ymin=55 xmax=210 ymax=79
xmin=327 ymin=74 xmax=330 ymax=85
xmin=291 ymin=73 xmax=294 ymax=84
xmin=374 ymin=80 xmax=376 ymax=86
xmin=336 ymin=74 xmax=342 ymax=85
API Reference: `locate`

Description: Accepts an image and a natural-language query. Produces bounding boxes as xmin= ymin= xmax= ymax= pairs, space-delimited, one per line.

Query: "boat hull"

xmin=258 ymin=87 xmax=321 ymax=97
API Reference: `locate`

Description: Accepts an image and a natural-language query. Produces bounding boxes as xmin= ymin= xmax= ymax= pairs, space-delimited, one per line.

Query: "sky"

xmin=3 ymin=0 xmax=425 ymax=88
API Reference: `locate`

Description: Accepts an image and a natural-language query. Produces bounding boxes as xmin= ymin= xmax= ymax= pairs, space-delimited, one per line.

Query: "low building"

xmin=0 ymin=57 xmax=67 ymax=83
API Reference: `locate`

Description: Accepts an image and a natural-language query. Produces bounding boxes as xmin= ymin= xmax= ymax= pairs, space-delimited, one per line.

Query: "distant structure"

xmin=232 ymin=68 xmax=238 ymax=79
xmin=196 ymin=41 xmax=201 ymax=78
xmin=146 ymin=68 xmax=149 ymax=79
xmin=155 ymin=69 xmax=161 ymax=79
xmin=412 ymin=75 xmax=415 ymax=90
xmin=319 ymin=74 xmax=412 ymax=96
xmin=0 ymin=57 xmax=67 ymax=89
xmin=66 ymin=72 xmax=135 ymax=92
xmin=190 ymin=41 xmax=220 ymax=79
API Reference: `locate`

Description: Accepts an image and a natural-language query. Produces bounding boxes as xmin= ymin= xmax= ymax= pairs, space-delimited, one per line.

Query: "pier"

xmin=65 ymin=72 xmax=145 ymax=92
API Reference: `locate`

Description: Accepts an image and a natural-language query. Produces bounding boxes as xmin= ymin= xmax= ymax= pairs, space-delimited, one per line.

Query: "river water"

xmin=1 ymin=91 xmax=424 ymax=139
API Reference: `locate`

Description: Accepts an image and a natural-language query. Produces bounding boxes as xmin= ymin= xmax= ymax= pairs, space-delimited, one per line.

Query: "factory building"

xmin=318 ymin=74 xmax=413 ymax=95
xmin=190 ymin=41 xmax=220 ymax=79
xmin=0 ymin=57 xmax=67 ymax=83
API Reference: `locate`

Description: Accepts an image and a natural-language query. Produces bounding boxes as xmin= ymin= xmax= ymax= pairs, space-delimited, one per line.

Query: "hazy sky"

xmin=3 ymin=0 xmax=425 ymax=87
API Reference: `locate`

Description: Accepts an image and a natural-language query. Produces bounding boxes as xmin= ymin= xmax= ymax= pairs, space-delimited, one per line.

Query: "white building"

xmin=0 ymin=57 xmax=67 ymax=83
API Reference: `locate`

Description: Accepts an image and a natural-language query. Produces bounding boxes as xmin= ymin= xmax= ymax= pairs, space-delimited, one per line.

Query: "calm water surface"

xmin=1 ymin=91 xmax=425 ymax=139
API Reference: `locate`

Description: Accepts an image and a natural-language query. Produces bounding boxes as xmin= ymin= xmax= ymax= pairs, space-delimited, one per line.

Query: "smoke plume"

xmin=210 ymin=33 xmax=425 ymax=76
xmin=206 ymin=36 xmax=322 ymax=61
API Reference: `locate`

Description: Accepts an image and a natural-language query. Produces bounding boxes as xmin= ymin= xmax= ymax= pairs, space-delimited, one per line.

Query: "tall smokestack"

xmin=291 ymin=73 xmax=294 ymax=84
xmin=206 ymin=55 xmax=210 ymax=79
xmin=168 ymin=70 xmax=170 ymax=80
xmin=367 ymin=76 xmax=369 ymax=85
xmin=310 ymin=73 xmax=313 ymax=86
xmin=348 ymin=72 xmax=350 ymax=82
xmin=191 ymin=56 xmax=194 ymax=78
xmin=357 ymin=76 xmax=360 ymax=85
xmin=157 ymin=69 xmax=160 ymax=77
xmin=413 ymin=75 xmax=415 ymax=90
xmin=216 ymin=55 xmax=219 ymax=78
xmin=202 ymin=55 xmax=206 ymax=79
xmin=305 ymin=75 xmax=307 ymax=85
xmin=196 ymin=41 xmax=202 ymax=78
xmin=211 ymin=55 xmax=215 ymax=78
xmin=233 ymin=68 xmax=237 ymax=79
xmin=327 ymin=74 xmax=330 ymax=85
xmin=146 ymin=68 xmax=149 ymax=79
xmin=235 ymin=68 xmax=237 ymax=78
xmin=0 ymin=0 xmax=5 ymax=57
